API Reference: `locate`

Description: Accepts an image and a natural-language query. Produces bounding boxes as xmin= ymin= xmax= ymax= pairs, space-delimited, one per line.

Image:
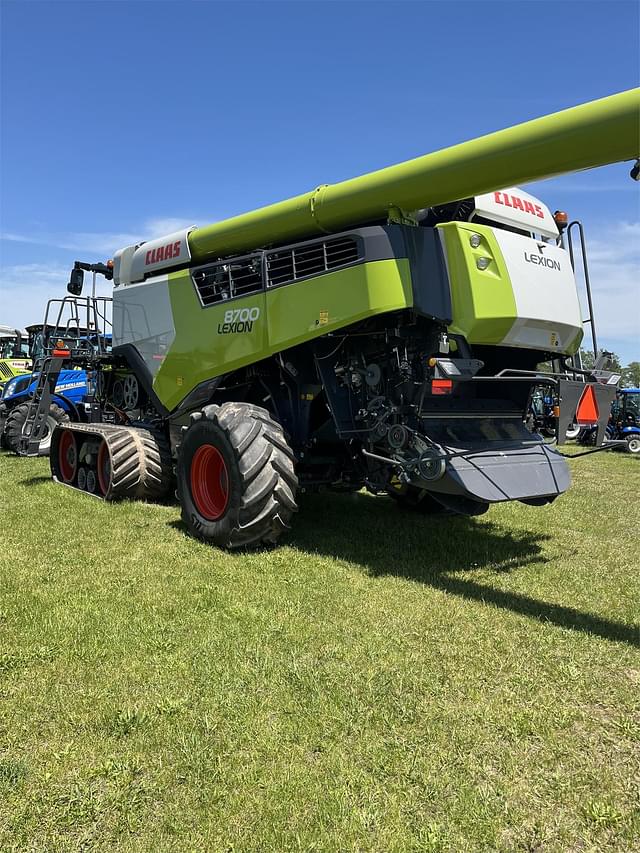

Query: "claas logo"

xmin=493 ymin=191 xmax=545 ymax=219
xmin=145 ymin=241 xmax=182 ymax=265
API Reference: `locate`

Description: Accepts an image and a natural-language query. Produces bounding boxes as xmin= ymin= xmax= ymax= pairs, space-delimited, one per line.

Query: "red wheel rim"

xmin=190 ymin=444 xmax=230 ymax=520
xmin=97 ymin=439 xmax=110 ymax=495
xmin=58 ymin=430 xmax=77 ymax=483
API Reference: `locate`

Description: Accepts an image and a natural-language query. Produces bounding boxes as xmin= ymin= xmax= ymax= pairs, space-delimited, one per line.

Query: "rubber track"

xmin=52 ymin=422 xmax=173 ymax=501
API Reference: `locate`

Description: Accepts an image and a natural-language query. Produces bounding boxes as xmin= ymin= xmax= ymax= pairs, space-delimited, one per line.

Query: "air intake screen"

xmin=193 ymin=255 xmax=263 ymax=306
xmin=266 ymin=237 xmax=360 ymax=288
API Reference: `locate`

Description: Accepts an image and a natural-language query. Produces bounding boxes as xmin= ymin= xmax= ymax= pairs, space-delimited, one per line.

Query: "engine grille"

xmin=192 ymin=255 xmax=263 ymax=307
xmin=266 ymin=237 xmax=361 ymax=288
xmin=192 ymin=236 xmax=362 ymax=307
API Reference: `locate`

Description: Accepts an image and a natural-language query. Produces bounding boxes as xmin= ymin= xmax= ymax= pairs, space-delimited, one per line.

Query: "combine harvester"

xmin=0 ymin=326 xmax=30 ymax=392
xmin=22 ymin=87 xmax=637 ymax=547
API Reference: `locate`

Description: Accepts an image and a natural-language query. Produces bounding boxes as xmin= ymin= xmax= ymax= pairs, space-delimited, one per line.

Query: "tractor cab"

xmin=612 ymin=389 xmax=640 ymax=454
xmin=0 ymin=327 xmax=29 ymax=359
xmin=613 ymin=389 xmax=640 ymax=428
xmin=579 ymin=388 xmax=640 ymax=454
xmin=0 ymin=325 xmax=31 ymax=390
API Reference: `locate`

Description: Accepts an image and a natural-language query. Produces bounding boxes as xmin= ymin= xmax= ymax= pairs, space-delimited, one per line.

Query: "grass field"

xmin=0 ymin=448 xmax=638 ymax=852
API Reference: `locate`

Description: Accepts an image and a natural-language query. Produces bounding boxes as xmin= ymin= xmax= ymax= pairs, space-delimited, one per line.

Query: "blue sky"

xmin=1 ymin=0 xmax=638 ymax=361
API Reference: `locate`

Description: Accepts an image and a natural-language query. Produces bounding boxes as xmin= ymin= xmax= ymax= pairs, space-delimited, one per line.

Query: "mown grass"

xmin=0 ymin=448 xmax=638 ymax=852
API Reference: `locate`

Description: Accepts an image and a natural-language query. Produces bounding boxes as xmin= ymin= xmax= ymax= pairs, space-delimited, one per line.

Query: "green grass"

xmin=0 ymin=449 xmax=638 ymax=852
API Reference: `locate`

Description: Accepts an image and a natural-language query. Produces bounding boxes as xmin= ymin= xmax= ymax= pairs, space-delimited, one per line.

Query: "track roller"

xmin=50 ymin=423 xmax=173 ymax=501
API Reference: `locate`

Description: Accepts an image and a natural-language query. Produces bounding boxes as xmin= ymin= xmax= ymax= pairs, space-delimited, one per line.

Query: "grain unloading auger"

xmin=49 ymin=89 xmax=639 ymax=548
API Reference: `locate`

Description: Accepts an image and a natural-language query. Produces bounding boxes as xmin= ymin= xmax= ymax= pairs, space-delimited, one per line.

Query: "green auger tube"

xmin=189 ymin=88 xmax=639 ymax=263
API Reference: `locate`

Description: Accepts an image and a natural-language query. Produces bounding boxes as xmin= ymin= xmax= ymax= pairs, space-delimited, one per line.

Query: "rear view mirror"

xmin=67 ymin=268 xmax=84 ymax=295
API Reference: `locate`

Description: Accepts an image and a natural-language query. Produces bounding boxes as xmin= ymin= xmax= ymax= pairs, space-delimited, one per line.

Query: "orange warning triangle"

xmin=576 ymin=385 xmax=599 ymax=425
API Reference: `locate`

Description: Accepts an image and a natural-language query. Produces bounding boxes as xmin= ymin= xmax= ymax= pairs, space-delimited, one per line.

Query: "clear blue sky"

xmin=1 ymin=0 xmax=638 ymax=360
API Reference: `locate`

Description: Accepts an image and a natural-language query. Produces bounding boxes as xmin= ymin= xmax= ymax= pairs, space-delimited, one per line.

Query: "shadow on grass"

xmin=289 ymin=492 xmax=640 ymax=649
xmin=19 ymin=475 xmax=52 ymax=486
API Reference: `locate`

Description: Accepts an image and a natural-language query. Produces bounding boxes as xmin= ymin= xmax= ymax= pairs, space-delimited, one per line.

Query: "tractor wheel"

xmin=565 ymin=423 xmax=581 ymax=441
xmin=388 ymin=485 xmax=448 ymax=514
xmin=4 ymin=402 xmax=69 ymax=456
xmin=626 ymin=435 xmax=640 ymax=455
xmin=177 ymin=402 xmax=298 ymax=549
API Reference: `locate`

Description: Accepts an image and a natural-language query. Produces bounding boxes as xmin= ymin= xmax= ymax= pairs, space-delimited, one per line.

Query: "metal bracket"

xmin=387 ymin=206 xmax=418 ymax=227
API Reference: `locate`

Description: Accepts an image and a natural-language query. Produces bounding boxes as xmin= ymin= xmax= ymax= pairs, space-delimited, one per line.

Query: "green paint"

xmin=189 ymin=89 xmax=640 ymax=262
xmin=154 ymin=260 xmax=413 ymax=411
xmin=566 ymin=328 xmax=584 ymax=356
xmin=440 ymin=223 xmax=517 ymax=345
xmin=0 ymin=359 xmax=31 ymax=388
xmin=266 ymin=259 xmax=413 ymax=352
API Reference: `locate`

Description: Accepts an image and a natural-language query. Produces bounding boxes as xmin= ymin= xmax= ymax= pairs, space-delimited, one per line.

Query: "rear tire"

xmin=4 ymin=402 xmax=69 ymax=456
xmin=177 ymin=402 xmax=298 ymax=549
xmin=626 ymin=435 xmax=640 ymax=455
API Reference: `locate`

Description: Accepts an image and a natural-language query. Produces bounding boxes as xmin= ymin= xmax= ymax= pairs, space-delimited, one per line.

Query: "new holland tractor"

xmin=27 ymin=87 xmax=636 ymax=548
xmin=578 ymin=387 xmax=640 ymax=454
xmin=1 ymin=300 xmax=112 ymax=455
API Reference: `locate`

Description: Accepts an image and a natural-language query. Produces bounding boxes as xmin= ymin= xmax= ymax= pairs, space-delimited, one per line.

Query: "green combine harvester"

xmin=41 ymin=88 xmax=638 ymax=548
xmin=0 ymin=325 xmax=30 ymax=391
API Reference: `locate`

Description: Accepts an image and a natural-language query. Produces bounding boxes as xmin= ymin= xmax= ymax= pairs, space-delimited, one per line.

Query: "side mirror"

xmin=67 ymin=267 xmax=84 ymax=295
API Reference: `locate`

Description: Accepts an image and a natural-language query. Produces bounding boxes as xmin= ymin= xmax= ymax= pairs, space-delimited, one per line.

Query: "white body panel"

xmin=474 ymin=187 xmax=559 ymax=239
xmin=493 ymin=229 xmax=582 ymax=351
xmin=112 ymin=275 xmax=175 ymax=377
xmin=114 ymin=227 xmax=195 ymax=286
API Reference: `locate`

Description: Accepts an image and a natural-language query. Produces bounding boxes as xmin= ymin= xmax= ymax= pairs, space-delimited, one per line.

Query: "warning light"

xmin=576 ymin=385 xmax=599 ymax=424
xmin=553 ymin=210 xmax=569 ymax=231
xmin=52 ymin=340 xmax=70 ymax=358
xmin=432 ymin=379 xmax=453 ymax=395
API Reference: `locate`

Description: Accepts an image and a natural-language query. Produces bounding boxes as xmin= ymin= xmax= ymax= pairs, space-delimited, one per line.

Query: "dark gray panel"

xmin=400 ymin=227 xmax=452 ymax=324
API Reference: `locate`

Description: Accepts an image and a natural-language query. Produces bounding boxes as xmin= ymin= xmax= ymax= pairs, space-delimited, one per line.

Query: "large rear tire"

xmin=4 ymin=402 xmax=69 ymax=456
xmin=177 ymin=402 xmax=298 ymax=549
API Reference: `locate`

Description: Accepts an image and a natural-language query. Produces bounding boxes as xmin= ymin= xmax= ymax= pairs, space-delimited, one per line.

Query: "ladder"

xmin=17 ymin=351 xmax=68 ymax=456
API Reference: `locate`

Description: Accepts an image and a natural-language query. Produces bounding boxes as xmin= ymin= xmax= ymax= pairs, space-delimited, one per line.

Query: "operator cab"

xmin=613 ymin=389 xmax=640 ymax=424
xmin=0 ymin=326 xmax=29 ymax=358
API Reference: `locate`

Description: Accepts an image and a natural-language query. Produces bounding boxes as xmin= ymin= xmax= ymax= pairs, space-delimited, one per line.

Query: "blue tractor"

xmin=0 ymin=363 xmax=90 ymax=455
xmin=0 ymin=295 xmax=114 ymax=456
xmin=578 ymin=388 xmax=640 ymax=454
xmin=609 ymin=388 xmax=640 ymax=454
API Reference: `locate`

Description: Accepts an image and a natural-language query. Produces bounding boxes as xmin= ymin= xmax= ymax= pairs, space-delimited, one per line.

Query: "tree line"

xmin=579 ymin=351 xmax=640 ymax=388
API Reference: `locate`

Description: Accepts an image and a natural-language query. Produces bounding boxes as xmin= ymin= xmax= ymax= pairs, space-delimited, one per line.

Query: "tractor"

xmin=579 ymin=388 xmax=640 ymax=454
xmin=0 ymin=325 xmax=30 ymax=392
xmin=12 ymin=87 xmax=635 ymax=548
xmin=0 ymin=297 xmax=113 ymax=455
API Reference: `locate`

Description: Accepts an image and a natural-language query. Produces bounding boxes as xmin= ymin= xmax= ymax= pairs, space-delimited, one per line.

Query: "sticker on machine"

xmin=492 ymin=229 xmax=582 ymax=351
xmin=217 ymin=306 xmax=260 ymax=334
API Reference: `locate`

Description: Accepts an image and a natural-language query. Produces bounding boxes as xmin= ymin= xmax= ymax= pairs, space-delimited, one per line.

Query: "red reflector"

xmin=576 ymin=385 xmax=599 ymax=424
xmin=52 ymin=349 xmax=69 ymax=358
xmin=432 ymin=379 xmax=453 ymax=395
